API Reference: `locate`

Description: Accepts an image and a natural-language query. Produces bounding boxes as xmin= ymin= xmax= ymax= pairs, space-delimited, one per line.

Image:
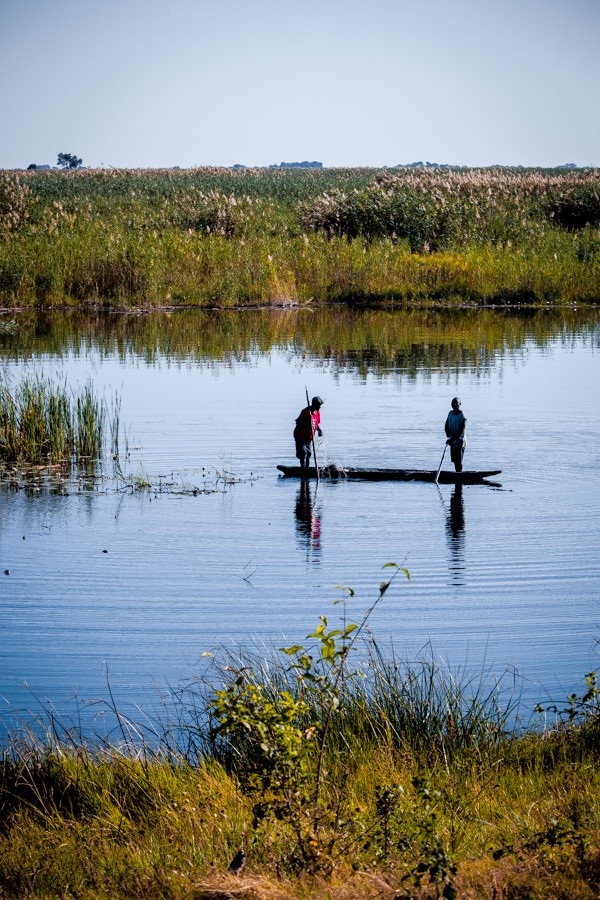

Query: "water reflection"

xmin=444 ymin=484 xmax=466 ymax=585
xmin=1 ymin=307 xmax=598 ymax=379
xmin=294 ymin=480 xmax=322 ymax=563
xmin=1 ymin=306 xmax=600 ymax=733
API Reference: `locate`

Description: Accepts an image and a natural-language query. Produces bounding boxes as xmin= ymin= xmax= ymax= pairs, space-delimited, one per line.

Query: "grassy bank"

xmin=0 ymin=167 xmax=599 ymax=309
xmin=2 ymin=575 xmax=600 ymax=899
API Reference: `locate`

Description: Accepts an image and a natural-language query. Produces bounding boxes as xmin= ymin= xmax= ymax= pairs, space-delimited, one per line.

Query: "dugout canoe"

xmin=277 ymin=464 xmax=502 ymax=484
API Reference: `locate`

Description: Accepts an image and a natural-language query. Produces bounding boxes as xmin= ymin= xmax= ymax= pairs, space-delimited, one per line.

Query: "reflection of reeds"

xmin=2 ymin=306 xmax=598 ymax=383
xmin=0 ymin=375 xmax=119 ymax=466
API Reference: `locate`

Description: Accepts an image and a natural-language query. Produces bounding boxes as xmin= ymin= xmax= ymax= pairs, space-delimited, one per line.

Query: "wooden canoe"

xmin=277 ymin=465 xmax=502 ymax=484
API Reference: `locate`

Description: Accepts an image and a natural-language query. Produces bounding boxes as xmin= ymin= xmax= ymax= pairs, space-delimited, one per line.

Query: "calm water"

xmin=1 ymin=307 xmax=599 ymax=736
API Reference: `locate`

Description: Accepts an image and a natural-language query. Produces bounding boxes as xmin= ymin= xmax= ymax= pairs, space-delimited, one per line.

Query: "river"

xmin=0 ymin=306 xmax=598 ymax=738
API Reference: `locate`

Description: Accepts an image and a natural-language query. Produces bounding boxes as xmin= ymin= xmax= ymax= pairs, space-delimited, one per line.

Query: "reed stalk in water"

xmin=0 ymin=374 xmax=119 ymax=466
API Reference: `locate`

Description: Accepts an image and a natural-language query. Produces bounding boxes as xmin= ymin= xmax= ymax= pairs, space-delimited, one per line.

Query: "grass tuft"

xmin=0 ymin=374 xmax=119 ymax=467
xmin=2 ymin=630 xmax=600 ymax=897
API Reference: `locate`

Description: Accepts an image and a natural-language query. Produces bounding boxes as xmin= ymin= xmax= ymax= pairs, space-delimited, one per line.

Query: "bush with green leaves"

xmin=209 ymin=563 xmax=409 ymax=871
xmin=300 ymin=168 xmax=600 ymax=252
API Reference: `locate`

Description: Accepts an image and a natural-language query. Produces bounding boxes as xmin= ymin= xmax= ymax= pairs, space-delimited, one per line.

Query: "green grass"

xmin=2 ymin=634 xmax=600 ymax=898
xmin=1 ymin=167 xmax=599 ymax=308
xmin=0 ymin=374 xmax=119 ymax=467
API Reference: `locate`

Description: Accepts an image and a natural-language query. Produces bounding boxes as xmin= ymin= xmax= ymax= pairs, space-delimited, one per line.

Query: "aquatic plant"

xmin=545 ymin=179 xmax=600 ymax=229
xmin=0 ymin=374 xmax=119 ymax=467
xmin=300 ymin=168 xmax=600 ymax=250
xmin=0 ymin=175 xmax=31 ymax=239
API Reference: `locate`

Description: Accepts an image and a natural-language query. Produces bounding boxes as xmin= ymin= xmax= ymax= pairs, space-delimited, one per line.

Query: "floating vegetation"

xmin=0 ymin=374 xmax=119 ymax=469
xmin=113 ymin=464 xmax=259 ymax=496
xmin=0 ymin=454 xmax=261 ymax=497
xmin=0 ymin=454 xmax=259 ymax=497
xmin=0 ymin=463 xmax=105 ymax=495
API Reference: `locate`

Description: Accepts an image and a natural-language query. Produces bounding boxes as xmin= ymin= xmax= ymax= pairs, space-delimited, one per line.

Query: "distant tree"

xmin=57 ymin=152 xmax=83 ymax=169
xmin=27 ymin=164 xmax=37 ymax=170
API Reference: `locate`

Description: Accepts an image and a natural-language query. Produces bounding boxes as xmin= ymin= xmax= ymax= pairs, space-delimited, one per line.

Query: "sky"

xmin=1 ymin=0 xmax=598 ymax=170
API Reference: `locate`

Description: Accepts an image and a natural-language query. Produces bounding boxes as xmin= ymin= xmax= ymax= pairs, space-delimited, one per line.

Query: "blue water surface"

xmin=1 ymin=309 xmax=599 ymax=738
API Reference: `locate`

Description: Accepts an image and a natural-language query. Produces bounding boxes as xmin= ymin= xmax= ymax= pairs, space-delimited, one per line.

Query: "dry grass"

xmin=1 ymin=167 xmax=598 ymax=308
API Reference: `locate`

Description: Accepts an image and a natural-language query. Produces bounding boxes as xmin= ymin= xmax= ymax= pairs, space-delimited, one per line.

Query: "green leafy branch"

xmin=208 ymin=562 xmax=410 ymax=871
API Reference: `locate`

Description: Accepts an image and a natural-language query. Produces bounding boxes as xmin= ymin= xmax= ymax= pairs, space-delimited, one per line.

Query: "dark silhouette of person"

xmin=447 ymin=483 xmax=465 ymax=539
xmin=293 ymin=396 xmax=323 ymax=473
xmin=444 ymin=397 xmax=467 ymax=472
xmin=445 ymin=483 xmax=466 ymax=584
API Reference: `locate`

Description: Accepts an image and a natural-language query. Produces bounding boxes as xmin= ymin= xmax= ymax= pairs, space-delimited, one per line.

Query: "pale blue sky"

xmin=1 ymin=0 xmax=598 ymax=169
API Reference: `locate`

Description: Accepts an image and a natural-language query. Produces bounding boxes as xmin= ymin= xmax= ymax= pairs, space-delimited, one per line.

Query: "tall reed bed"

xmin=0 ymin=374 xmax=119 ymax=465
xmin=1 ymin=167 xmax=598 ymax=308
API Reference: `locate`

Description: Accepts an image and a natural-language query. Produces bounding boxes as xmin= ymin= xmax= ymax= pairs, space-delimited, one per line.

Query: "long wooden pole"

xmin=305 ymin=387 xmax=320 ymax=484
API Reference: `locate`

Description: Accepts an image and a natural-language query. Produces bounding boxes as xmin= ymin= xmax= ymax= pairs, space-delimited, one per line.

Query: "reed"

xmin=0 ymin=374 xmax=119 ymax=466
xmin=1 ymin=167 xmax=598 ymax=308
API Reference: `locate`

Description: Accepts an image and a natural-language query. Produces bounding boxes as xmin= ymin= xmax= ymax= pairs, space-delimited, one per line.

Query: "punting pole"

xmin=434 ymin=444 xmax=447 ymax=485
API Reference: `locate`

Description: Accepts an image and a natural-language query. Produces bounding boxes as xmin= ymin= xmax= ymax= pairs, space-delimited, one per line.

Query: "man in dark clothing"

xmin=294 ymin=396 xmax=323 ymax=472
xmin=445 ymin=397 xmax=467 ymax=472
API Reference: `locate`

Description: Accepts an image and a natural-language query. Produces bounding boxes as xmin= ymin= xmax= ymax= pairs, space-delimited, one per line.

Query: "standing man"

xmin=445 ymin=397 xmax=467 ymax=472
xmin=294 ymin=396 xmax=323 ymax=473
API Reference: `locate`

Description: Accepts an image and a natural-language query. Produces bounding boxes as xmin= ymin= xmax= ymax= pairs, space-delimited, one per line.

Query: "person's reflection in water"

xmin=445 ymin=483 xmax=466 ymax=585
xmin=295 ymin=480 xmax=322 ymax=563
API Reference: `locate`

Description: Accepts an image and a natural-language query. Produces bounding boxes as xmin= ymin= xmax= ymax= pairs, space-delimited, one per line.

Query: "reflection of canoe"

xmin=277 ymin=465 xmax=502 ymax=485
